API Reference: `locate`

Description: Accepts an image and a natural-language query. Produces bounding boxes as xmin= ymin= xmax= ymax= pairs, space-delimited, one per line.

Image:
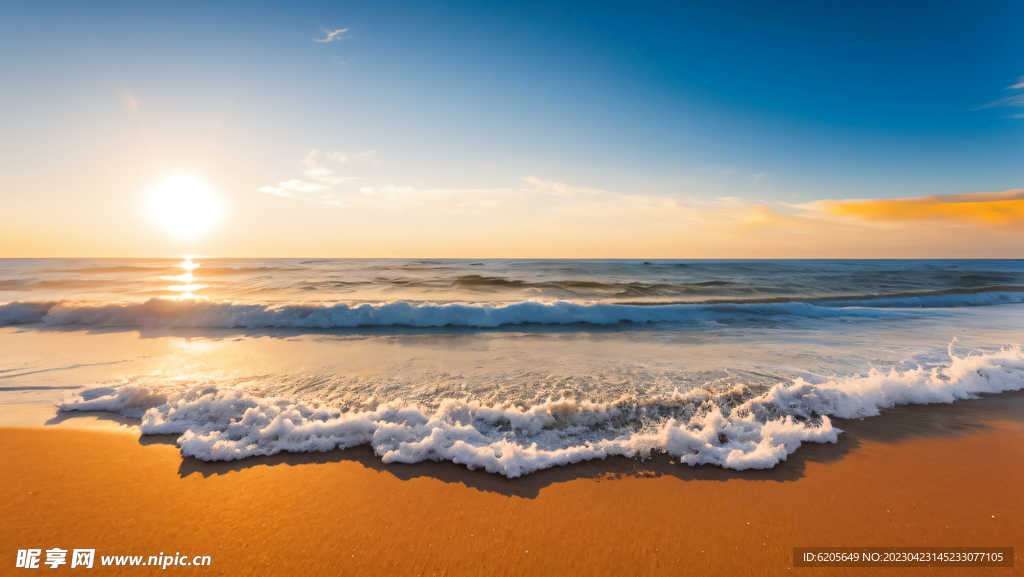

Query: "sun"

xmin=146 ymin=175 xmax=224 ymax=238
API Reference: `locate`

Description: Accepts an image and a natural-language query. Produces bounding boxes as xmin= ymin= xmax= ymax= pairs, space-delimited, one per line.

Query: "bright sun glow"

xmin=147 ymin=176 xmax=224 ymax=238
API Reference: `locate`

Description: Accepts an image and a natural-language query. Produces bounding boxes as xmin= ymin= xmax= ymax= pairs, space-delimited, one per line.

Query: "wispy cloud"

xmin=301 ymin=150 xmax=362 ymax=184
xmin=355 ymin=149 xmax=379 ymax=163
xmin=323 ymin=185 xmax=529 ymax=213
xmin=121 ymin=92 xmax=140 ymax=112
xmin=278 ymin=179 xmax=329 ymax=193
xmin=314 ymin=28 xmax=350 ymax=43
xmin=259 ymin=160 xmax=619 ymax=213
xmin=306 ymin=167 xmax=356 ymax=184
xmin=522 ymin=176 xmax=609 ymax=199
xmin=971 ymin=73 xmax=1024 ymax=115
xmin=749 ymin=172 xmax=769 ymax=183
xmin=972 ymin=93 xmax=1024 ymax=110
xmin=258 ymin=186 xmax=290 ymax=197
xmin=313 ymin=149 xmax=381 ymax=165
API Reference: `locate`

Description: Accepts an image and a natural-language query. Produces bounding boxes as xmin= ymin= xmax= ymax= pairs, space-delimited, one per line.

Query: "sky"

xmin=1 ymin=0 xmax=1022 ymax=258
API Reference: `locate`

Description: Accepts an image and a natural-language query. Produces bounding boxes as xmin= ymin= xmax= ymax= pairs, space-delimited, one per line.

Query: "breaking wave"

xmin=3 ymin=287 xmax=1023 ymax=330
xmin=58 ymin=342 xmax=1024 ymax=477
xmin=0 ymin=296 xmax=984 ymax=330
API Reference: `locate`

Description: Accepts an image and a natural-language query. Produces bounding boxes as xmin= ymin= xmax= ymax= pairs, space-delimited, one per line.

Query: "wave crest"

xmin=57 ymin=342 xmax=1024 ymax=477
xmin=0 ymin=298 xmax=907 ymax=329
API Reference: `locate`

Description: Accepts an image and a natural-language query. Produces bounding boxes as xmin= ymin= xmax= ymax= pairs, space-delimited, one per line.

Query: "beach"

xmin=3 ymin=393 xmax=1021 ymax=576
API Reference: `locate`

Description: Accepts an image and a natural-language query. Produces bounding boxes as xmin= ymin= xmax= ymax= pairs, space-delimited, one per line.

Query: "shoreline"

xmin=2 ymin=395 xmax=1022 ymax=575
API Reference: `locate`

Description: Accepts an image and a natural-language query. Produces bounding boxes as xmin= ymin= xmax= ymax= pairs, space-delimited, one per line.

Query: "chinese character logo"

xmin=16 ymin=548 xmax=94 ymax=569
xmin=16 ymin=549 xmax=41 ymax=569
xmin=44 ymin=548 xmax=68 ymax=569
xmin=71 ymin=549 xmax=95 ymax=569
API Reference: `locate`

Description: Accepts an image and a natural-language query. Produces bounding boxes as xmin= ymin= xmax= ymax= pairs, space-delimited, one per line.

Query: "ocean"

xmin=1 ymin=258 xmax=1022 ymax=477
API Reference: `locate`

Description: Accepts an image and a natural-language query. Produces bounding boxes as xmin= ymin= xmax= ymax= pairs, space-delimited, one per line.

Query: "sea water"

xmin=1 ymin=258 xmax=1022 ymax=477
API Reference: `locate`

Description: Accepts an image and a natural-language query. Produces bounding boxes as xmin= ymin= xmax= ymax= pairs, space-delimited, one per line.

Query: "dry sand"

xmin=2 ymin=397 xmax=1022 ymax=576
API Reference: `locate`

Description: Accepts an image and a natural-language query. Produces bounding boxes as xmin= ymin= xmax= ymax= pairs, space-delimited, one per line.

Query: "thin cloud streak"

xmin=972 ymin=93 xmax=1024 ymax=110
xmin=300 ymin=149 xmax=366 ymax=184
xmin=314 ymin=28 xmax=350 ymax=42
xmin=258 ymin=186 xmax=290 ymax=197
xmin=522 ymin=176 xmax=609 ymax=199
xmin=971 ymin=74 xmax=1024 ymax=113
xmin=278 ymin=179 xmax=329 ymax=193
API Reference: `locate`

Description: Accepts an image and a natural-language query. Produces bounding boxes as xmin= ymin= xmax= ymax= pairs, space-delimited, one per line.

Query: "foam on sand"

xmin=58 ymin=341 xmax=1024 ymax=477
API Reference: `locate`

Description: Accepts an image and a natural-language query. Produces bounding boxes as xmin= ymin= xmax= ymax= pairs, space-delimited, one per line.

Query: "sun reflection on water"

xmin=166 ymin=256 xmax=208 ymax=299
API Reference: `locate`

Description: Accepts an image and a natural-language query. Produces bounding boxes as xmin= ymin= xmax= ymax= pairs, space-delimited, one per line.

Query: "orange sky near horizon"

xmin=3 ymin=180 xmax=1022 ymax=259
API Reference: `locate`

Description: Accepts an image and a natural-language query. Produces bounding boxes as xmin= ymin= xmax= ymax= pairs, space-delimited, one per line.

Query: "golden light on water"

xmin=147 ymin=176 xmax=224 ymax=238
xmin=168 ymin=256 xmax=208 ymax=299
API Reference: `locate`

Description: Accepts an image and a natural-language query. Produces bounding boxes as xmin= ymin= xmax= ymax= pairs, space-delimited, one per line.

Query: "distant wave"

xmin=814 ymin=285 xmax=1024 ymax=307
xmin=0 ymin=298 xmax=911 ymax=329
xmin=58 ymin=342 xmax=1024 ymax=476
xmin=623 ymin=286 xmax=1024 ymax=308
xmin=2 ymin=289 xmax=1024 ymax=330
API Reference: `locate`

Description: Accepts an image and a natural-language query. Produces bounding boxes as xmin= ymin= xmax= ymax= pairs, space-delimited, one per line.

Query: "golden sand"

xmin=2 ymin=416 xmax=1021 ymax=576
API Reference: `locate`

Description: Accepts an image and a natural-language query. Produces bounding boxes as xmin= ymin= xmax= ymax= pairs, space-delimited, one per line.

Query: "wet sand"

xmin=2 ymin=396 xmax=1022 ymax=576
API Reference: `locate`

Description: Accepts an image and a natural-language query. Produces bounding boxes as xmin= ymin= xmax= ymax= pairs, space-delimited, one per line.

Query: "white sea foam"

xmin=57 ymin=342 xmax=1024 ymax=477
